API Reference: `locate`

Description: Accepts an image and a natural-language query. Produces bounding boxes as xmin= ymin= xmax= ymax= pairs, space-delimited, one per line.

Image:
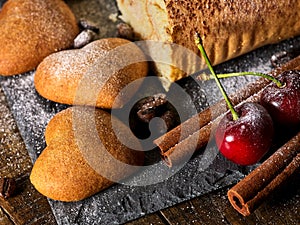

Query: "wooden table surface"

xmin=0 ymin=0 xmax=299 ymax=223
xmin=0 ymin=85 xmax=299 ymax=225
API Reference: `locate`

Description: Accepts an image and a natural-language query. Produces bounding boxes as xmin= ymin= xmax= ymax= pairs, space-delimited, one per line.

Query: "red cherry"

xmin=215 ymin=102 xmax=274 ymax=166
xmin=260 ymin=70 xmax=300 ymax=128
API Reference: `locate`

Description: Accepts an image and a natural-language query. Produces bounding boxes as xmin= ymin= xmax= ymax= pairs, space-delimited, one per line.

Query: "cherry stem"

xmin=194 ymin=33 xmax=239 ymax=120
xmin=200 ymin=72 xmax=284 ymax=87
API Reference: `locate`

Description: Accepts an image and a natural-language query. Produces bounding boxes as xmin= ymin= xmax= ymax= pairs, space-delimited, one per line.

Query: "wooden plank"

xmin=209 ymin=187 xmax=260 ymax=225
xmin=210 ymin=182 xmax=300 ymax=225
xmin=160 ymin=190 xmax=231 ymax=225
xmin=0 ymin=87 xmax=57 ymax=225
xmin=253 ymin=177 xmax=300 ymax=225
xmin=158 ymin=182 xmax=300 ymax=225
xmin=0 ymin=207 xmax=14 ymax=225
xmin=125 ymin=213 xmax=167 ymax=225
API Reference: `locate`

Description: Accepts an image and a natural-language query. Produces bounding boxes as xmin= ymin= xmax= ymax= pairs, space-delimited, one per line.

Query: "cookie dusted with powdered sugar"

xmin=0 ymin=0 xmax=79 ymax=76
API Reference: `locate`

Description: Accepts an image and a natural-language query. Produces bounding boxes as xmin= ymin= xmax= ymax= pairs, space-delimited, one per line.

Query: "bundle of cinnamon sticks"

xmin=228 ymin=131 xmax=300 ymax=216
xmin=154 ymin=54 xmax=300 ymax=216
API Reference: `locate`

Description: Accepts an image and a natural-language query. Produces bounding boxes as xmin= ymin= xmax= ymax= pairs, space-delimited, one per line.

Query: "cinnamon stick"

xmin=154 ymin=55 xmax=300 ymax=167
xmin=227 ymin=131 xmax=300 ymax=216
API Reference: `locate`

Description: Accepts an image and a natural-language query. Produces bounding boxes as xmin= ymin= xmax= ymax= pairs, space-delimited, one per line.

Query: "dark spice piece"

xmin=74 ymin=29 xmax=97 ymax=49
xmin=271 ymin=48 xmax=300 ymax=68
xmin=74 ymin=18 xmax=100 ymax=49
xmin=78 ymin=18 xmax=100 ymax=33
xmin=136 ymin=93 xmax=168 ymax=123
xmin=0 ymin=177 xmax=16 ymax=199
xmin=130 ymin=93 xmax=180 ymax=139
xmin=117 ymin=23 xmax=135 ymax=41
xmin=160 ymin=110 xmax=178 ymax=133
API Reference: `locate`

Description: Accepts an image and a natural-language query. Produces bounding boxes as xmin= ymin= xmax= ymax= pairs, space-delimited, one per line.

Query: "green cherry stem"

xmin=200 ymin=72 xmax=284 ymax=88
xmin=194 ymin=32 xmax=239 ymax=120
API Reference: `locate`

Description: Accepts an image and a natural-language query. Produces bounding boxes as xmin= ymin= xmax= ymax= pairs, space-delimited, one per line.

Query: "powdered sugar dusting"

xmin=0 ymin=72 xmax=67 ymax=161
xmin=0 ymin=0 xmax=78 ymax=75
xmin=11 ymin=0 xmax=78 ymax=49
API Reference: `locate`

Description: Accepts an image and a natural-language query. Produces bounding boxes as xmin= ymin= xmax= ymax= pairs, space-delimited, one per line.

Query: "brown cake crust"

xmin=166 ymin=0 xmax=300 ymax=66
xmin=117 ymin=0 xmax=300 ymax=82
xmin=0 ymin=0 xmax=79 ymax=76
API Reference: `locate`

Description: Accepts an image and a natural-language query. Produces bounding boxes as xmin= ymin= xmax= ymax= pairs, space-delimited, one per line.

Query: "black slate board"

xmin=1 ymin=0 xmax=300 ymax=224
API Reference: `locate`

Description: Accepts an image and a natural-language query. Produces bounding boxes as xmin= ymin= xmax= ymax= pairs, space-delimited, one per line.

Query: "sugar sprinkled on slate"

xmin=0 ymin=72 xmax=68 ymax=160
xmin=0 ymin=87 xmax=32 ymax=177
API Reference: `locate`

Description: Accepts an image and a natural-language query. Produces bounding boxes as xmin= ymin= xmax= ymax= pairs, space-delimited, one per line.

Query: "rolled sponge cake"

xmin=117 ymin=0 xmax=300 ymax=82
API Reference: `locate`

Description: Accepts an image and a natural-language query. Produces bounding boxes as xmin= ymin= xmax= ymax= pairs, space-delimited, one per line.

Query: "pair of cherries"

xmin=195 ymin=34 xmax=300 ymax=166
xmin=215 ymin=70 xmax=300 ymax=165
